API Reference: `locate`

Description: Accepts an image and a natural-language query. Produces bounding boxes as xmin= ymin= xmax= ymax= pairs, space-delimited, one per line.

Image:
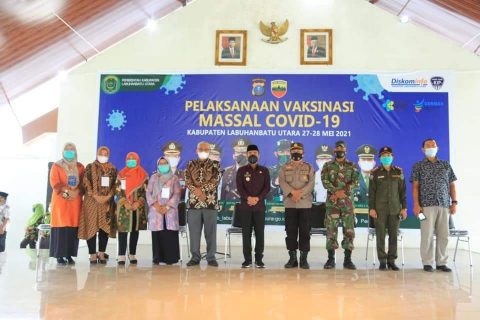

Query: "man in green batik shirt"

xmin=321 ymin=140 xmax=360 ymax=270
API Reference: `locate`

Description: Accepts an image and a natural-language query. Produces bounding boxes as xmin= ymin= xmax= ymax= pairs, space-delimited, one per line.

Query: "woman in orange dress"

xmin=49 ymin=142 xmax=85 ymax=265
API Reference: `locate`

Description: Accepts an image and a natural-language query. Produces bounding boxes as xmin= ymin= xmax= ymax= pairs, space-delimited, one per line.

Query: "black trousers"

xmin=86 ymin=229 xmax=109 ymax=254
xmin=118 ymin=211 xmax=139 ymax=256
xmin=240 ymin=208 xmax=265 ymax=261
xmin=0 ymin=231 xmax=6 ymax=252
xmin=285 ymin=208 xmax=311 ymax=252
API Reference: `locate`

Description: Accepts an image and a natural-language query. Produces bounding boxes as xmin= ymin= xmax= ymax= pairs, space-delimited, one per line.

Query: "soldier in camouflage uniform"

xmin=221 ymin=138 xmax=250 ymax=201
xmin=321 ymin=140 xmax=360 ymax=270
xmin=268 ymin=139 xmax=292 ymax=202
xmin=369 ymin=146 xmax=407 ymax=271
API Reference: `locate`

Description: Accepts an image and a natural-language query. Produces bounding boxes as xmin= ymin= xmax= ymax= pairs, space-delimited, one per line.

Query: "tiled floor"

xmin=0 ymin=245 xmax=477 ymax=319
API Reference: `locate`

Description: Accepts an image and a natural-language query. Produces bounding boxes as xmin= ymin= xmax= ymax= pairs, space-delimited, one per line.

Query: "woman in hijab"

xmin=147 ymin=157 xmax=181 ymax=265
xmin=78 ymin=146 xmax=117 ymax=264
xmin=115 ymin=152 xmax=148 ymax=265
xmin=49 ymin=143 xmax=85 ymax=264
xmin=20 ymin=204 xmax=46 ymax=249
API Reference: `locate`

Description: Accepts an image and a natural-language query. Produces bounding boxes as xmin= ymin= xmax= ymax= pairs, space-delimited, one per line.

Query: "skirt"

xmin=152 ymin=230 xmax=180 ymax=264
xmin=49 ymin=227 xmax=79 ymax=258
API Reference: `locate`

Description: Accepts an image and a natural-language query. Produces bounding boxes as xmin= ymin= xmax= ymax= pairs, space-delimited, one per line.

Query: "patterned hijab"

xmin=56 ymin=142 xmax=80 ymax=188
xmin=96 ymin=146 xmax=115 ymax=169
xmin=118 ymin=152 xmax=148 ymax=203
xmin=153 ymin=157 xmax=173 ymax=199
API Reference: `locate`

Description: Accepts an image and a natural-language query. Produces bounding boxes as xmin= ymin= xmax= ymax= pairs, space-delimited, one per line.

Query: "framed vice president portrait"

xmin=300 ymin=29 xmax=333 ymax=65
xmin=215 ymin=30 xmax=247 ymax=66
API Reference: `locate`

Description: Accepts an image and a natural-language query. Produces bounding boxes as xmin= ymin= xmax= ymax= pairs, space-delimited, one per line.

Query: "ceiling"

xmin=0 ymin=0 xmax=186 ymax=108
xmin=370 ymin=0 xmax=480 ymax=55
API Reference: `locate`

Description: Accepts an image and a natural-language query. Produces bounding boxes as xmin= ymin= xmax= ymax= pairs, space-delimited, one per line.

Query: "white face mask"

xmin=359 ymin=160 xmax=375 ymax=172
xmin=425 ymin=147 xmax=438 ymax=158
xmin=97 ymin=155 xmax=109 ymax=164
xmin=316 ymin=159 xmax=329 ymax=170
xmin=198 ymin=151 xmax=209 ymax=160
xmin=166 ymin=156 xmax=180 ymax=167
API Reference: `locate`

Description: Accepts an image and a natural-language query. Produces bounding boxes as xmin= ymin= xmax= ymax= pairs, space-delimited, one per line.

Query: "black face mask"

xmin=334 ymin=151 xmax=345 ymax=159
xmin=235 ymin=154 xmax=247 ymax=165
xmin=291 ymin=152 xmax=303 ymax=161
xmin=248 ymin=155 xmax=258 ymax=164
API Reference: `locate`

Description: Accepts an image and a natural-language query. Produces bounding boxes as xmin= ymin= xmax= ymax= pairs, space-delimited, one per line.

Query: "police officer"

xmin=353 ymin=144 xmax=377 ymax=207
xmin=209 ymin=143 xmax=223 ymax=199
xmin=369 ymin=146 xmax=407 ymax=271
xmin=268 ymin=139 xmax=292 ymax=202
xmin=236 ymin=145 xmax=271 ymax=268
xmin=314 ymin=144 xmax=333 ymax=203
xmin=162 ymin=141 xmax=186 ymax=200
xmin=279 ymin=142 xmax=315 ymax=269
xmin=221 ymin=138 xmax=250 ymax=201
xmin=321 ymin=140 xmax=359 ymax=270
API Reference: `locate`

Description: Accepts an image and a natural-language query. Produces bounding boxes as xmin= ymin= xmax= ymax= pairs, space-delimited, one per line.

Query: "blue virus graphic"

xmin=106 ymin=109 xmax=127 ymax=131
xmin=350 ymin=74 xmax=385 ymax=101
xmin=160 ymin=75 xmax=186 ymax=95
xmin=382 ymin=99 xmax=395 ymax=112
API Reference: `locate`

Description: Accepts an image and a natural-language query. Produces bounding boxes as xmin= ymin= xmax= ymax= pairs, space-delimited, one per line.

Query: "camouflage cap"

xmin=232 ymin=137 xmax=250 ymax=152
xmin=162 ymin=141 xmax=182 ymax=155
xmin=356 ymin=144 xmax=377 ymax=158
xmin=335 ymin=140 xmax=346 ymax=148
xmin=276 ymin=139 xmax=292 ymax=151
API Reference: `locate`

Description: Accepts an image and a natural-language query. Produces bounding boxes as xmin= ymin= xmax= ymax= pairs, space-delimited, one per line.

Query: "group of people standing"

xmin=45 ymin=137 xmax=457 ymax=273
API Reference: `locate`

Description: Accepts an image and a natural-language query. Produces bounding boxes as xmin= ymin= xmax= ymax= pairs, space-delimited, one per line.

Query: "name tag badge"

xmin=101 ymin=176 xmax=110 ymax=187
xmin=378 ymin=176 xmax=385 ymax=179
xmin=120 ymin=179 xmax=126 ymax=190
xmin=179 ymin=180 xmax=185 ymax=187
xmin=67 ymin=175 xmax=77 ymax=187
xmin=161 ymin=187 xmax=170 ymax=199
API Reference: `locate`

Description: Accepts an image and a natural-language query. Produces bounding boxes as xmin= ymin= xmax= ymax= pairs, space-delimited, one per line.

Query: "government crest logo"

xmin=271 ymin=80 xmax=287 ymax=98
xmin=430 ymin=76 xmax=444 ymax=90
xmin=102 ymin=75 xmax=120 ymax=94
xmin=251 ymin=78 xmax=266 ymax=96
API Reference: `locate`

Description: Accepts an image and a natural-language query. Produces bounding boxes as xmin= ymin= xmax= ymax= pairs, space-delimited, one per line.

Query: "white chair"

xmin=36 ymin=224 xmax=51 ymax=257
xmin=449 ymin=215 xmax=473 ymax=266
xmin=365 ymin=216 xmax=405 ymax=266
xmin=178 ymin=203 xmax=190 ymax=263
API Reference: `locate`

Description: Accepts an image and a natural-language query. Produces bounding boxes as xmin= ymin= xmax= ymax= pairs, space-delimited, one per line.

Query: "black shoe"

xmin=423 ymin=265 xmax=434 ymax=272
xmin=299 ymin=251 xmax=310 ymax=269
xmin=186 ymin=259 xmax=200 ymax=267
xmin=118 ymin=260 xmax=126 ymax=266
xmin=379 ymin=262 xmax=387 ymax=271
xmin=284 ymin=250 xmax=298 ymax=268
xmin=436 ymin=265 xmax=452 ymax=272
xmin=255 ymin=260 xmax=265 ymax=268
xmin=343 ymin=250 xmax=356 ymax=270
xmin=56 ymin=257 xmax=67 ymax=265
xmin=66 ymin=256 xmax=75 ymax=265
xmin=153 ymin=259 xmax=160 ymax=265
xmin=89 ymin=258 xmax=98 ymax=264
xmin=387 ymin=262 xmax=400 ymax=271
xmin=208 ymin=260 xmax=219 ymax=267
xmin=241 ymin=261 xmax=252 ymax=268
xmin=104 ymin=253 xmax=110 ymax=260
xmin=324 ymin=250 xmax=336 ymax=269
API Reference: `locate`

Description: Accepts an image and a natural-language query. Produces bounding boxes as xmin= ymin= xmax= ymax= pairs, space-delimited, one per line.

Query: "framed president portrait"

xmin=215 ymin=30 xmax=247 ymax=66
xmin=300 ymin=29 xmax=333 ymax=65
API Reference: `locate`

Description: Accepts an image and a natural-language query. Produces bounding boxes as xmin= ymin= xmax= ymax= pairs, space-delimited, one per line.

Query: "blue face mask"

xmin=158 ymin=164 xmax=170 ymax=174
xmin=380 ymin=156 xmax=393 ymax=166
xmin=63 ymin=150 xmax=75 ymax=160
xmin=126 ymin=159 xmax=137 ymax=168
xmin=278 ymin=154 xmax=290 ymax=165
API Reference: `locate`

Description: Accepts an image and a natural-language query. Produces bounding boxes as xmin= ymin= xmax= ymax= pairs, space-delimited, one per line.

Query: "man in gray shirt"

xmin=411 ymin=138 xmax=457 ymax=272
xmin=279 ymin=142 xmax=315 ymax=269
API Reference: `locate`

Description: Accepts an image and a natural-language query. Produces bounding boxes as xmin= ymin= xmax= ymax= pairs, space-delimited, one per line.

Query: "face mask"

xmin=278 ymin=154 xmax=290 ymax=165
xmin=380 ymin=156 xmax=393 ymax=166
xmin=291 ymin=152 xmax=303 ymax=161
xmin=316 ymin=159 xmax=329 ymax=170
xmin=97 ymin=155 xmax=109 ymax=164
xmin=235 ymin=154 xmax=247 ymax=165
xmin=248 ymin=155 xmax=258 ymax=164
xmin=158 ymin=164 xmax=170 ymax=174
xmin=359 ymin=160 xmax=375 ymax=172
xmin=334 ymin=151 xmax=345 ymax=159
xmin=126 ymin=159 xmax=137 ymax=168
xmin=166 ymin=156 xmax=179 ymax=167
xmin=198 ymin=151 xmax=209 ymax=160
xmin=425 ymin=147 xmax=438 ymax=158
xmin=63 ymin=150 xmax=75 ymax=161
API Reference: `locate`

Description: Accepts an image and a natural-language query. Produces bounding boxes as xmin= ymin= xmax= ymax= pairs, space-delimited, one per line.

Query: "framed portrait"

xmin=300 ymin=29 xmax=333 ymax=65
xmin=215 ymin=30 xmax=247 ymax=66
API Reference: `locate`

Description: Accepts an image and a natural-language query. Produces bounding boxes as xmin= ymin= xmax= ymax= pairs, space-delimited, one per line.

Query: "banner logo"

xmin=430 ymin=76 xmax=444 ymax=90
xmin=390 ymin=78 xmax=428 ymax=88
xmin=102 ymin=75 xmax=120 ymax=94
xmin=414 ymin=99 xmax=445 ymax=112
xmin=271 ymin=80 xmax=287 ymax=98
xmin=252 ymin=78 xmax=266 ymax=96
xmin=382 ymin=99 xmax=395 ymax=112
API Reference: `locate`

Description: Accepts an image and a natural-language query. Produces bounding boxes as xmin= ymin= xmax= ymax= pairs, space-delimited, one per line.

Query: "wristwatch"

xmin=62 ymin=190 xmax=70 ymax=199
xmin=451 ymin=200 xmax=458 ymax=205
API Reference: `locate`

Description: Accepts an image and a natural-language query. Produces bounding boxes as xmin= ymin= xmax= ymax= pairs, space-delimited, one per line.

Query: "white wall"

xmin=56 ymin=0 xmax=480 ymax=252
